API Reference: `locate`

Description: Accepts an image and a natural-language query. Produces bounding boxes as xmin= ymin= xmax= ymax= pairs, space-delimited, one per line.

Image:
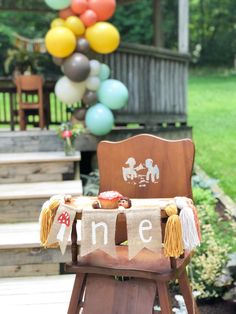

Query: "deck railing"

xmin=0 ymin=43 xmax=189 ymax=131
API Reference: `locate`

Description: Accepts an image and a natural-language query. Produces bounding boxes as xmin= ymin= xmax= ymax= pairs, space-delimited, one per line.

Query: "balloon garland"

xmin=44 ymin=0 xmax=129 ymax=136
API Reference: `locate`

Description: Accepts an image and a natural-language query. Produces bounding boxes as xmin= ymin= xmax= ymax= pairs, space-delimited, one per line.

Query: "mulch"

xmin=198 ymin=300 xmax=236 ymax=314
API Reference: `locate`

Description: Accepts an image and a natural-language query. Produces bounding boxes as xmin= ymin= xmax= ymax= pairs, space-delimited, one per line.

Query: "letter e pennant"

xmin=126 ymin=208 xmax=162 ymax=260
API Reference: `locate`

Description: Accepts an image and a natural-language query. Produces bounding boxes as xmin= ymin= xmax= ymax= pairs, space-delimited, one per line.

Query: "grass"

xmin=188 ymin=70 xmax=236 ymax=202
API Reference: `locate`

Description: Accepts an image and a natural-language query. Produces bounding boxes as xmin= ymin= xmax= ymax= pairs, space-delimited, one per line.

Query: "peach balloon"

xmin=88 ymin=0 xmax=116 ymax=21
xmin=59 ymin=7 xmax=76 ymax=19
xmin=80 ymin=9 xmax=97 ymax=27
xmin=71 ymin=0 xmax=88 ymax=15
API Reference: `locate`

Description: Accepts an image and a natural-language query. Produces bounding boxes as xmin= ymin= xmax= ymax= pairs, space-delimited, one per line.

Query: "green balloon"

xmin=99 ymin=63 xmax=110 ymax=81
xmin=45 ymin=0 xmax=70 ymax=10
xmin=97 ymin=79 xmax=128 ymax=110
xmin=85 ymin=103 xmax=114 ymax=136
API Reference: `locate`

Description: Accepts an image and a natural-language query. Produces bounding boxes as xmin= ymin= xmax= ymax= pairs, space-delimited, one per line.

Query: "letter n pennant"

xmin=126 ymin=208 xmax=162 ymax=260
xmin=80 ymin=209 xmax=118 ymax=257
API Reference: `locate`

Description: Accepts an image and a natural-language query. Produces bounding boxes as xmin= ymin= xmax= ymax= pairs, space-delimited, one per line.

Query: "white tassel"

xmin=179 ymin=206 xmax=200 ymax=250
xmin=174 ymin=196 xmax=188 ymax=210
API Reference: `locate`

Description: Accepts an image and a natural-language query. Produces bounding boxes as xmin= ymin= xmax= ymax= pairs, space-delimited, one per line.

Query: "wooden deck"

xmin=0 ymin=274 xmax=75 ymax=313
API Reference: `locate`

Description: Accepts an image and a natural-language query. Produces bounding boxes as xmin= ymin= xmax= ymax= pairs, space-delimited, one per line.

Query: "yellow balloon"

xmin=65 ymin=16 xmax=85 ymax=36
xmin=45 ymin=27 xmax=76 ymax=58
xmin=85 ymin=22 xmax=120 ymax=54
xmin=50 ymin=18 xmax=65 ymax=28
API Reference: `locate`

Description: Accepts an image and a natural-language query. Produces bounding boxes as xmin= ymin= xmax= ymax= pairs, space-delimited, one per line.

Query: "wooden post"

xmin=153 ymin=0 xmax=163 ymax=47
xmin=71 ymin=219 xmax=78 ymax=264
xmin=178 ymin=0 xmax=189 ymax=53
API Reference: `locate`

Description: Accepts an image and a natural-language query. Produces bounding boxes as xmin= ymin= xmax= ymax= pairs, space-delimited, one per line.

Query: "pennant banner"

xmin=13 ymin=33 xmax=46 ymax=53
xmin=126 ymin=208 xmax=162 ymax=260
xmin=41 ymin=196 xmax=200 ymax=259
xmin=47 ymin=203 xmax=76 ymax=254
xmin=80 ymin=209 xmax=119 ymax=258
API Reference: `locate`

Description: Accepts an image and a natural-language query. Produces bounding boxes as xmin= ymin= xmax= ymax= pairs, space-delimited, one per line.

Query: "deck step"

xmin=0 ymin=152 xmax=81 ymax=164
xmin=0 ymin=180 xmax=83 ymax=223
xmin=0 ymin=222 xmax=81 ymax=277
xmin=0 ymin=275 xmax=75 ymax=312
xmin=0 ymin=152 xmax=81 ymax=183
xmin=0 ymin=180 xmax=83 ymax=200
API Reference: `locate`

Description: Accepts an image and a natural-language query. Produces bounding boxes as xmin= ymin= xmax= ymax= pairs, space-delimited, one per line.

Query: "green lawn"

xmin=188 ymin=71 xmax=236 ymax=202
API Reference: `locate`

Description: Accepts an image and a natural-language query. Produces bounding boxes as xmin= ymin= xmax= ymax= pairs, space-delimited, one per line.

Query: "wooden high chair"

xmin=65 ymin=134 xmax=199 ymax=314
xmin=15 ymin=75 xmax=47 ymax=130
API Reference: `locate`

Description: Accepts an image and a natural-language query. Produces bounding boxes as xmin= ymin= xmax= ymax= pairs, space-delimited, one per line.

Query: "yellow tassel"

xmin=164 ymin=204 xmax=184 ymax=258
xmin=39 ymin=198 xmax=61 ymax=248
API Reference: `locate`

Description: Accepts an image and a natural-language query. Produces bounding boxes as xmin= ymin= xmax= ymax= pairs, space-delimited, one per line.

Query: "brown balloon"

xmin=63 ymin=53 xmax=90 ymax=82
xmin=73 ymin=107 xmax=87 ymax=121
xmin=76 ymin=37 xmax=90 ymax=54
xmin=82 ymin=90 xmax=98 ymax=106
xmin=52 ymin=56 xmax=64 ymax=66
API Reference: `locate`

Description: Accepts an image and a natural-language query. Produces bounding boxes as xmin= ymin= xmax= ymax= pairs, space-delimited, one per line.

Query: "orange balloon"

xmin=71 ymin=0 xmax=88 ymax=15
xmin=80 ymin=10 xmax=97 ymax=27
xmin=88 ymin=0 xmax=116 ymax=21
xmin=59 ymin=7 xmax=76 ymax=19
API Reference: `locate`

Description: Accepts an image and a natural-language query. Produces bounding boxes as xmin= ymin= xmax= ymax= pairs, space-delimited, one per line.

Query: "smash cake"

xmin=98 ymin=190 xmax=123 ymax=209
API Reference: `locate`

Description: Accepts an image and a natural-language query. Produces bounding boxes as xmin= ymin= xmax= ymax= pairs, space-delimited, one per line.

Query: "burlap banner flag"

xmin=47 ymin=203 xmax=76 ymax=254
xmin=126 ymin=208 xmax=162 ymax=260
xmin=80 ymin=209 xmax=119 ymax=257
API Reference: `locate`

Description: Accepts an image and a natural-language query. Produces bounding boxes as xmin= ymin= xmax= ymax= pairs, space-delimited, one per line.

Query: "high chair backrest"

xmin=98 ymin=134 xmax=195 ymax=198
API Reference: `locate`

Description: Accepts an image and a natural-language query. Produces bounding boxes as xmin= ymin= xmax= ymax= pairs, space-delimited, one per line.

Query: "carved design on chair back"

xmin=122 ymin=156 xmax=160 ymax=187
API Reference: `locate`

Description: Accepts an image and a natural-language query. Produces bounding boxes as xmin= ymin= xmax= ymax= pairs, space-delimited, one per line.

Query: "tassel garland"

xmin=179 ymin=206 xmax=200 ymax=250
xmin=39 ymin=195 xmax=65 ymax=248
xmin=164 ymin=204 xmax=184 ymax=258
xmin=191 ymin=205 xmax=202 ymax=241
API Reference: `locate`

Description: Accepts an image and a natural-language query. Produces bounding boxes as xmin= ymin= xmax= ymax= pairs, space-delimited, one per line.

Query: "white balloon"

xmin=89 ymin=60 xmax=101 ymax=76
xmin=86 ymin=76 xmax=100 ymax=91
xmin=55 ymin=76 xmax=86 ymax=104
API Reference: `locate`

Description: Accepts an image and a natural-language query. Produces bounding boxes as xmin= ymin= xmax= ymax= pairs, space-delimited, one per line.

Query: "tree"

xmin=190 ymin=0 xmax=236 ymax=65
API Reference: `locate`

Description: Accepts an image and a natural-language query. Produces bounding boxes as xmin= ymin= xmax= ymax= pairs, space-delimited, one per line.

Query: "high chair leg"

xmin=156 ymin=281 xmax=172 ymax=314
xmin=178 ymin=268 xmax=199 ymax=314
xmin=68 ymin=273 xmax=86 ymax=314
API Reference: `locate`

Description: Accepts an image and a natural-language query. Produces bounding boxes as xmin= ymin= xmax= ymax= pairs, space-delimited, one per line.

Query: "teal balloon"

xmin=97 ymin=79 xmax=128 ymax=110
xmin=99 ymin=63 xmax=110 ymax=81
xmin=85 ymin=103 xmax=114 ymax=136
xmin=45 ymin=0 xmax=70 ymax=10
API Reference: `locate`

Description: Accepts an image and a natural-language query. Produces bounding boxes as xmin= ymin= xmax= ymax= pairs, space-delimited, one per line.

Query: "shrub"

xmin=189 ymin=187 xmax=236 ymax=299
